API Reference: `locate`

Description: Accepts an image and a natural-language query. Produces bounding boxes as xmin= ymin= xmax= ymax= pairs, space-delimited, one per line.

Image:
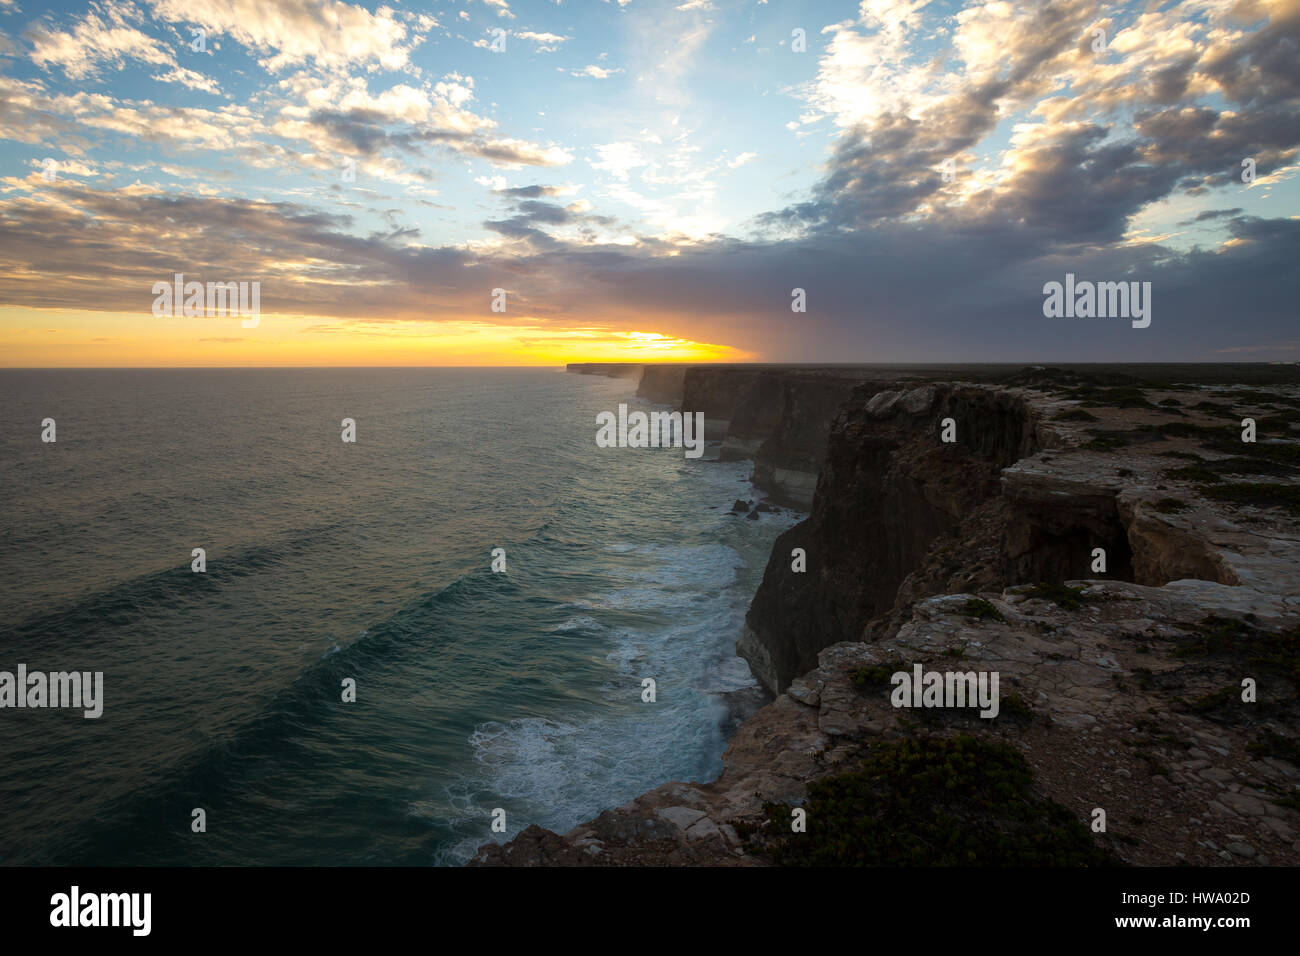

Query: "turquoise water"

xmin=0 ymin=368 xmax=795 ymax=865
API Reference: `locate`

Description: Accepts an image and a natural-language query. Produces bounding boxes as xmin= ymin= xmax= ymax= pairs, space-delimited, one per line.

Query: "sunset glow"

xmin=0 ymin=0 xmax=1296 ymax=365
xmin=0 ymin=308 xmax=745 ymax=366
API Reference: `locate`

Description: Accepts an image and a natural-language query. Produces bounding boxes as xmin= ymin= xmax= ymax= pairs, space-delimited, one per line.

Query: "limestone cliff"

xmin=629 ymin=364 xmax=890 ymax=508
xmin=565 ymin=362 xmax=644 ymax=380
xmin=498 ymin=368 xmax=1300 ymax=867
xmin=635 ymin=365 xmax=689 ymax=405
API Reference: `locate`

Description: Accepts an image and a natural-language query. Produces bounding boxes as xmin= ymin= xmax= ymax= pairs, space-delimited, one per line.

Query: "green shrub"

xmin=962 ymin=598 xmax=1004 ymax=621
xmin=1021 ymin=583 xmax=1090 ymax=610
xmin=753 ymin=736 xmax=1116 ymax=866
xmin=853 ymin=661 xmax=909 ymax=689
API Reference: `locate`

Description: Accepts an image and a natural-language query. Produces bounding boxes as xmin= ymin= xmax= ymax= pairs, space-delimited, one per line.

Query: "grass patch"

xmin=1201 ymin=482 xmax=1300 ymax=517
xmin=751 ymin=736 xmax=1116 ymax=866
xmin=1248 ymin=730 xmax=1300 ymax=768
xmin=1082 ymin=429 xmax=1133 ymax=451
xmin=1174 ymin=615 xmax=1300 ymax=698
xmin=1154 ymin=498 xmax=1189 ymax=514
xmin=962 ymin=597 xmax=1004 ymax=622
xmin=1162 ymin=465 xmax=1223 ymax=483
xmin=1055 ymin=408 xmax=1101 ymax=422
xmin=1187 ymin=686 xmax=1239 ymax=716
xmin=1063 ymin=386 xmax=1159 ymax=410
xmin=1163 ymin=456 xmax=1293 ymax=484
xmin=1265 ymin=788 xmax=1300 ymax=812
xmin=1135 ymin=420 xmax=1300 ymax=464
xmin=1020 ymin=582 xmax=1091 ymax=609
xmin=852 ymin=661 xmax=908 ymax=690
xmin=1000 ymin=691 xmax=1034 ymax=722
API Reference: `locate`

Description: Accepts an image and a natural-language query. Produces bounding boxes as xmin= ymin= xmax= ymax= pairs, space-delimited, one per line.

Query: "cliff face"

xmin=628 ymin=364 xmax=881 ymax=508
xmin=480 ymin=371 xmax=1300 ymax=867
xmin=635 ymin=365 xmax=689 ymax=405
xmin=740 ymin=384 xmax=1042 ymax=693
xmin=566 ymin=362 xmax=644 ymax=380
xmin=725 ymin=373 xmax=872 ymax=508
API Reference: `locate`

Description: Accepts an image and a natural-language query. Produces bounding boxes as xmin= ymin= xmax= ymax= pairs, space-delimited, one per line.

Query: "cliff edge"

xmin=474 ymin=367 xmax=1300 ymax=866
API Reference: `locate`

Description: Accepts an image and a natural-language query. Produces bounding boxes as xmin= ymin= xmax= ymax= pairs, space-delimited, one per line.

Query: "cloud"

xmin=482 ymin=0 xmax=516 ymax=19
xmin=483 ymin=192 xmax=615 ymax=247
xmin=0 ymin=68 xmax=572 ymax=181
xmin=496 ymin=184 xmax=571 ymax=198
xmin=768 ymin=0 xmax=1300 ymax=251
xmin=1 ymin=178 xmax=1295 ymax=363
xmin=2 ymin=0 xmax=1298 ymax=364
xmin=569 ymin=65 xmax=623 ymax=79
xmin=26 ymin=0 xmax=218 ymax=92
xmin=147 ymin=0 xmax=422 ymax=72
xmin=1178 ymin=207 xmax=1244 ymax=226
xmin=515 ymin=31 xmax=569 ymax=51
xmin=152 ymin=66 xmax=223 ymax=94
xmin=589 ymin=142 xmax=646 ymax=179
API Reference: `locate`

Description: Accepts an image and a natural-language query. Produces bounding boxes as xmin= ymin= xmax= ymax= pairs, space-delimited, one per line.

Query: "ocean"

xmin=0 ymin=368 xmax=796 ymax=865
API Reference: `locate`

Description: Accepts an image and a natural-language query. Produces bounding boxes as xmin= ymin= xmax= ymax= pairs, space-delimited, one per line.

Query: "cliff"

xmin=492 ymin=366 xmax=1300 ymax=866
xmin=740 ymin=383 xmax=1042 ymax=693
xmin=635 ymin=365 xmax=689 ymax=405
xmin=565 ymin=362 xmax=644 ymax=380
xmin=633 ymin=364 xmax=895 ymax=508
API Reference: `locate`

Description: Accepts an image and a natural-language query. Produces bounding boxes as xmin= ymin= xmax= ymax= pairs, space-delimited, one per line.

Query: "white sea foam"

xmin=437 ymin=461 xmax=806 ymax=866
xmin=544 ymin=615 xmax=605 ymax=634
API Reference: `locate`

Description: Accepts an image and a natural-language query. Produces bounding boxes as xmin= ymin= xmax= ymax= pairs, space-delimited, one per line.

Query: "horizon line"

xmin=3 ymin=361 xmax=1299 ymax=371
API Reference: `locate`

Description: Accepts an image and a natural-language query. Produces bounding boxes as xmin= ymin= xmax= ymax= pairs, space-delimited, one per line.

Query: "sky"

xmin=0 ymin=0 xmax=1296 ymax=367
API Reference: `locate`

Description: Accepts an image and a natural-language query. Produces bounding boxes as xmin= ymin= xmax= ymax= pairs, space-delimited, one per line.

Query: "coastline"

xmin=472 ymin=362 xmax=1300 ymax=866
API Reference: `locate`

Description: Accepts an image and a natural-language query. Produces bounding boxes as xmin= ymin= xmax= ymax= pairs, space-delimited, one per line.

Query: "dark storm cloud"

xmin=0 ymin=177 xmax=1296 ymax=360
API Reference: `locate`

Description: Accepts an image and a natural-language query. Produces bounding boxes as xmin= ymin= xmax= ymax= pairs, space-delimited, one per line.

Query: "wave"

xmin=28 ymin=563 xmax=495 ymax=865
xmin=432 ymin=537 xmax=757 ymax=865
xmin=1 ymin=522 xmax=349 ymax=648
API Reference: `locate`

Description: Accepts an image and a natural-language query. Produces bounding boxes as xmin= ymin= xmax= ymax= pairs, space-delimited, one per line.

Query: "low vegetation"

xmin=748 ymin=736 xmax=1116 ymax=866
xmin=962 ymin=597 xmax=1004 ymax=621
xmin=1020 ymin=583 xmax=1091 ymax=610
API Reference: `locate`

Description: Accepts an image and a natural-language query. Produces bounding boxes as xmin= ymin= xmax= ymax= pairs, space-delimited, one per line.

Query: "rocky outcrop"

xmin=739 ymin=378 xmax=1300 ymax=695
xmin=474 ymin=575 xmax=1300 ymax=867
xmin=483 ymin=371 xmax=1300 ymax=867
xmin=740 ymin=383 xmax=1042 ymax=693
